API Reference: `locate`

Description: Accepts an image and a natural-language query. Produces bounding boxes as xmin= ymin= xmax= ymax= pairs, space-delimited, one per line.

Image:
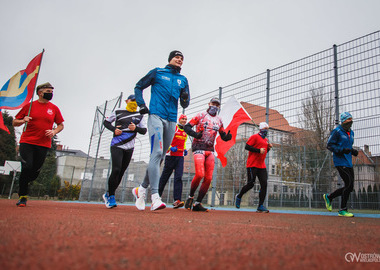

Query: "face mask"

xmin=342 ymin=121 xmax=353 ymax=131
xmin=259 ymin=130 xmax=268 ymax=138
xmin=43 ymin=92 xmax=53 ymax=101
xmin=207 ymin=105 xmax=218 ymax=116
xmin=126 ymin=101 xmax=137 ymax=112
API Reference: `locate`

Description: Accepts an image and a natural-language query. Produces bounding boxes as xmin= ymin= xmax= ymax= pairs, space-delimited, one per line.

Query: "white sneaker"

xmin=102 ymin=193 xmax=111 ymax=208
xmin=151 ymin=193 xmax=166 ymax=211
xmin=132 ymin=186 xmax=146 ymax=211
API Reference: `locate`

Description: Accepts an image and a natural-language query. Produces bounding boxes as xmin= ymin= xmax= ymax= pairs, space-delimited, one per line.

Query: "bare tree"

xmin=298 ymin=84 xmax=336 ymax=194
xmin=299 ymin=85 xmax=335 ymax=150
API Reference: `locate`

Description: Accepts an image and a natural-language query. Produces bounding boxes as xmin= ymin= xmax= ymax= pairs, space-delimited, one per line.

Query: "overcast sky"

xmin=1 ymin=0 xmax=379 ymax=153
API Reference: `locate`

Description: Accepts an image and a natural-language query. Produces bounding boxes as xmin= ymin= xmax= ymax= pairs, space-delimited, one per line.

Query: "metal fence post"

xmin=265 ymin=69 xmax=270 ymax=208
xmin=211 ymin=87 xmax=223 ymax=207
xmin=333 ymin=44 xmax=340 ymax=126
xmin=79 ymin=108 xmax=97 ymax=201
xmin=88 ymin=101 xmax=108 ymax=201
xmin=333 ymin=44 xmax=344 ymax=190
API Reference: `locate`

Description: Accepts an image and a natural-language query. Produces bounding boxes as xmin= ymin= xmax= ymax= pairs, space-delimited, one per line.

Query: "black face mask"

xmin=259 ymin=130 xmax=268 ymax=138
xmin=207 ymin=106 xmax=219 ymax=116
xmin=342 ymin=121 xmax=353 ymax=131
xmin=43 ymin=92 xmax=53 ymax=101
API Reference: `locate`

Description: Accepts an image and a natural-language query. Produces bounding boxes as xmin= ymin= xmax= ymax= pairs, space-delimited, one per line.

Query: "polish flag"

xmin=215 ymin=96 xmax=252 ymax=167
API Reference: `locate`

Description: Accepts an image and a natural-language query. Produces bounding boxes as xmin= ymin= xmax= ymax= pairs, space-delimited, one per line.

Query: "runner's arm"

xmin=245 ymin=143 xmax=260 ymax=153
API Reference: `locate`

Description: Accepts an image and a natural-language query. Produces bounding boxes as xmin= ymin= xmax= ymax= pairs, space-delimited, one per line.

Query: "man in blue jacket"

xmin=132 ymin=50 xmax=190 ymax=211
xmin=324 ymin=112 xmax=358 ymax=217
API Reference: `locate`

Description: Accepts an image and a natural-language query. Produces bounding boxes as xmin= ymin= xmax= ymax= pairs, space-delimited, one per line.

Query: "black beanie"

xmin=168 ymin=50 xmax=184 ymax=62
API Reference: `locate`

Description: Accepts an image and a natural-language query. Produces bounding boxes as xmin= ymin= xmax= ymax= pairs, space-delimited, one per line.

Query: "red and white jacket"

xmin=167 ymin=124 xmax=188 ymax=156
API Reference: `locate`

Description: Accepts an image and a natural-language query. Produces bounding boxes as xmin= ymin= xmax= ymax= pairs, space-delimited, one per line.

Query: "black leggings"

xmin=329 ymin=166 xmax=354 ymax=210
xmin=158 ymin=155 xmax=184 ymax=201
xmin=238 ymin=167 xmax=268 ymax=206
xmin=18 ymin=143 xmax=49 ymax=196
xmin=108 ymin=146 xmax=133 ymax=196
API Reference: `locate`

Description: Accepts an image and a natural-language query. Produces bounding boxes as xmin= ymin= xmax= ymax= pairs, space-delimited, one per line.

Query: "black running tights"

xmin=108 ymin=146 xmax=133 ymax=196
xmin=329 ymin=166 xmax=354 ymax=210
xmin=238 ymin=167 xmax=268 ymax=206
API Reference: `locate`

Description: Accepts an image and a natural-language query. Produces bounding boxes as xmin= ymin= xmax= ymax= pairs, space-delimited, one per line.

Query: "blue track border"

xmin=59 ymin=200 xmax=380 ymax=218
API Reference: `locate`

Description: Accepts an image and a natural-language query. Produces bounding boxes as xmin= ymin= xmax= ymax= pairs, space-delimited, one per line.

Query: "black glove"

xmin=180 ymin=89 xmax=189 ymax=101
xmin=351 ymin=149 xmax=359 ymax=156
xmin=220 ymin=130 xmax=232 ymax=141
xmin=194 ymin=130 xmax=203 ymax=139
xmin=139 ymin=104 xmax=149 ymax=115
xmin=342 ymin=148 xmax=351 ymax=154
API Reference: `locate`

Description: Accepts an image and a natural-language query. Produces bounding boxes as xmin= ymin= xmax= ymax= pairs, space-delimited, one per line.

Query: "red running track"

xmin=0 ymin=199 xmax=379 ymax=270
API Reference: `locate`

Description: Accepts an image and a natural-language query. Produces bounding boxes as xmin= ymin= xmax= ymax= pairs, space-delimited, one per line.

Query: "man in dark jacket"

xmin=324 ymin=112 xmax=358 ymax=217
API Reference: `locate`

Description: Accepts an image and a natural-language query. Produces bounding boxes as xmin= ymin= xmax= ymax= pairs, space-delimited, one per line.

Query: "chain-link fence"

xmin=75 ymin=31 xmax=380 ymax=212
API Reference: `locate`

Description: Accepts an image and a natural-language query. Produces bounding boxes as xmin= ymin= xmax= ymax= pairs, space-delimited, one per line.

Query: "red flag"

xmin=214 ymin=96 xmax=252 ymax=167
xmin=0 ymin=109 xmax=10 ymax=134
xmin=0 ymin=51 xmax=43 ymax=110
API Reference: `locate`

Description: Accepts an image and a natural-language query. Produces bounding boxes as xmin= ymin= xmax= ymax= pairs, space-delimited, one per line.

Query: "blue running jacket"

xmin=327 ymin=125 xmax=355 ymax=168
xmin=134 ymin=65 xmax=190 ymax=122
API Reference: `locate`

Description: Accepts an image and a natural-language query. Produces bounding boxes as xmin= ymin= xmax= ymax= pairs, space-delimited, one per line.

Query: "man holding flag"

xmin=184 ymin=98 xmax=232 ymax=212
xmin=13 ymin=82 xmax=64 ymax=207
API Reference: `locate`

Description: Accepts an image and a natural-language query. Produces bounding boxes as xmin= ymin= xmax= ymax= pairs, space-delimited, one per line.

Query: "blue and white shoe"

xmin=257 ymin=205 xmax=269 ymax=213
xmin=235 ymin=195 xmax=241 ymax=209
xmin=102 ymin=193 xmax=116 ymax=208
xmin=108 ymin=195 xmax=117 ymax=208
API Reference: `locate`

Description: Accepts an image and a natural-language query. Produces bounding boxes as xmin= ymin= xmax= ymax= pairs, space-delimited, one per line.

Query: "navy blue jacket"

xmin=134 ymin=65 xmax=190 ymax=122
xmin=327 ymin=125 xmax=355 ymax=167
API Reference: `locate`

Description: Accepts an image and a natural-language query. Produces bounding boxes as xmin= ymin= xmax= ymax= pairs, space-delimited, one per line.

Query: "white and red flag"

xmin=214 ymin=96 xmax=252 ymax=167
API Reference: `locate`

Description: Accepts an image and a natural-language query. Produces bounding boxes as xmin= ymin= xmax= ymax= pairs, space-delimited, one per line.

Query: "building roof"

xmin=56 ymin=149 xmax=89 ymax=158
xmin=353 ymin=149 xmax=375 ymax=166
xmin=240 ymin=102 xmax=301 ymax=133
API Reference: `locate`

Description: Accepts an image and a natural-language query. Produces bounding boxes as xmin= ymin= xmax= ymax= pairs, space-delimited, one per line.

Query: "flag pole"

xmin=24 ymin=49 xmax=45 ymax=132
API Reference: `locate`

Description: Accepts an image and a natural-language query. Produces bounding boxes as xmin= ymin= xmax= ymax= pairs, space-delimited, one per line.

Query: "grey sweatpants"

xmin=141 ymin=114 xmax=176 ymax=194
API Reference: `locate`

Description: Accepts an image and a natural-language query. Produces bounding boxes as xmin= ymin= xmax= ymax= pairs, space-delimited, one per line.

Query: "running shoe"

xmin=151 ymin=193 xmax=166 ymax=211
xmin=235 ymin=194 xmax=241 ymax=209
xmin=338 ymin=210 xmax=354 ymax=217
xmin=102 ymin=193 xmax=110 ymax=208
xmin=172 ymin=200 xmax=185 ymax=209
xmin=256 ymin=205 xmax=269 ymax=213
xmin=132 ymin=186 xmax=146 ymax=211
xmin=192 ymin=203 xmax=209 ymax=212
xmin=185 ymin=196 xmax=194 ymax=210
xmin=323 ymin=194 xmax=332 ymax=211
xmin=108 ymin=195 xmax=117 ymax=208
xmin=16 ymin=196 xmax=27 ymax=207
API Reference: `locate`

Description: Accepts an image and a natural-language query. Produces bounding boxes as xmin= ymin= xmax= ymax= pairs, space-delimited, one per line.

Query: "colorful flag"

xmin=0 ymin=109 xmax=10 ymax=134
xmin=0 ymin=52 xmax=43 ymax=110
xmin=214 ymin=96 xmax=252 ymax=167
